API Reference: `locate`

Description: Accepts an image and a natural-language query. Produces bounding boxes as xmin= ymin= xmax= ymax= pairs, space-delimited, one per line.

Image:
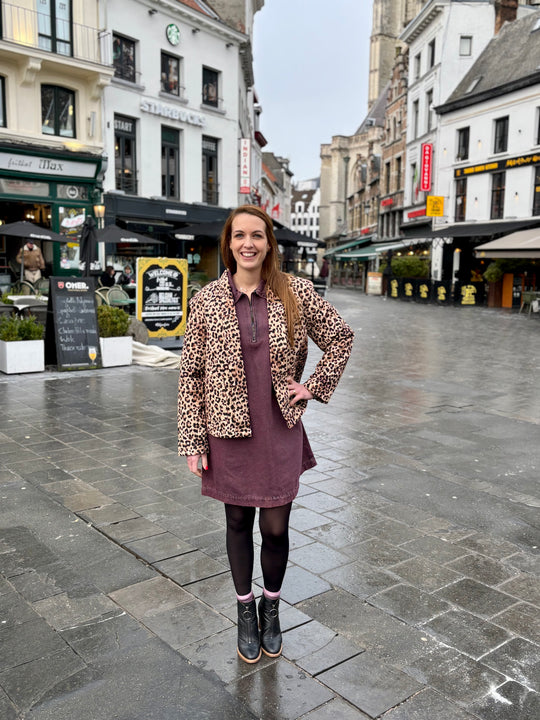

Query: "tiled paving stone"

xmin=294 ymin=491 xmax=347 ymax=514
xmin=0 ymin=589 xmax=42 ymax=627
xmin=0 ymin=618 xmax=68 ymax=672
xmin=407 ymin=646 xmax=506 ymax=705
xmin=288 ymin=543 xmax=351 ymax=575
xmin=280 ymin=620 xmax=336 ymax=662
xmin=77 ymin=503 xmax=140 ymax=526
xmin=109 ymin=577 xmax=192 ymax=619
xmin=289 ymin=507 xmax=333 ymax=532
xmin=0 ymin=645 xmax=86 ymax=712
xmin=503 ymin=551 xmax=540 ymax=575
xmin=364 ymin=518 xmax=424 ymax=545
xmin=446 ymin=553 xmax=520 ymax=586
xmin=279 ymin=565 xmax=332 ymax=605
xmin=348 ymin=538 xmax=413 ymax=568
xmin=299 ymin=697 xmax=371 ymax=719
xmin=492 ymin=601 xmax=540 ymax=644
xmin=423 ymin=610 xmax=511 ymax=660
xmin=388 ymin=556 xmax=463 ymax=592
xmin=480 ymin=637 xmax=540 ymax=692
xmin=132 ymin=498 xmax=189 ymax=523
xmin=457 ymin=533 xmax=522 ymax=560
xmin=436 ymin=578 xmax=519 ymax=619
xmin=317 ymin=651 xmax=424 ymax=718
xmin=0 ymin=527 xmax=58 ymax=577
xmin=295 ymin=634 xmax=364 ymax=677
xmin=153 ymin=550 xmax=228 ymax=586
xmin=322 ymin=560 xmax=398 ymax=600
xmin=498 ymin=573 xmax=540 ymax=607
xmin=91 ymin=476 xmax=144 ymax=495
xmin=32 ymin=591 xmax=122 ymax=631
xmin=109 ymin=487 xmax=165 ymax=508
xmin=123 ymin=532 xmax=194 ymax=564
xmin=382 ymin=688 xmax=479 ymax=719
xmin=228 ymin=658 xmax=335 ymax=720
xmin=98 ymin=517 xmax=165 ymax=544
xmin=185 ymin=572 xmax=237 ymax=613
xmin=401 ymin=535 xmax=472 ymax=564
xmin=304 ymin=521 xmax=376 ymax=550
xmin=140 ymin=598 xmax=233 ymax=650
xmin=369 ymin=584 xmax=450 ymax=625
xmin=0 ymin=687 xmax=18 ymax=720
xmin=156 ymin=509 xmax=223 ymax=539
xmin=468 ymin=680 xmax=540 ymax=720
xmin=59 ymin=612 xmax=152 ymax=663
xmin=79 ymin=547 xmax=157 ymax=595
xmin=321 ymin=504 xmax=382 ymax=530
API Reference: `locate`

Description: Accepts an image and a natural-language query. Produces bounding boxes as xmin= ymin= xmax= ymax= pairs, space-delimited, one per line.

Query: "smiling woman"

xmin=177 ymin=204 xmax=354 ymax=664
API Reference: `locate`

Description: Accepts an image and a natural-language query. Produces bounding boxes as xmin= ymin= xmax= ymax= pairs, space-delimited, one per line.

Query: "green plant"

xmin=1 ymin=292 xmax=14 ymax=305
xmin=0 ymin=314 xmax=44 ymax=341
xmin=390 ymin=255 xmax=430 ymax=278
xmin=97 ymin=305 xmax=130 ymax=338
xmin=483 ymin=262 xmax=504 ymax=283
xmin=483 ymin=258 xmax=532 ymax=283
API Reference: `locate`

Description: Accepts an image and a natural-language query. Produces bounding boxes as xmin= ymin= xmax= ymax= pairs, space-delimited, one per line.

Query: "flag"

xmin=271 ymin=203 xmax=280 ymax=219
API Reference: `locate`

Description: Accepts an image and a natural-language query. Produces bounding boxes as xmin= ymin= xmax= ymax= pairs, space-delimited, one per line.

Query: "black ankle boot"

xmin=237 ymin=599 xmax=261 ymax=663
xmin=258 ymin=595 xmax=282 ymax=657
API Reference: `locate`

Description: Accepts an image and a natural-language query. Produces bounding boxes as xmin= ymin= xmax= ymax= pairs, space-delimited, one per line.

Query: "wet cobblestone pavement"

xmin=1 ymin=291 xmax=539 ymax=719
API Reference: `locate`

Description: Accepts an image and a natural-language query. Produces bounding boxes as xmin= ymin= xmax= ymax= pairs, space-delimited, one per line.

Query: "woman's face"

xmin=229 ymin=213 xmax=269 ymax=274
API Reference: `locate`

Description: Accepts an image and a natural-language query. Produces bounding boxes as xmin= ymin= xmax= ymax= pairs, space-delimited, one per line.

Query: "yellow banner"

xmin=426 ymin=196 xmax=444 ymax=217
xmin=136 ymin=257 xmax=188 ymax=337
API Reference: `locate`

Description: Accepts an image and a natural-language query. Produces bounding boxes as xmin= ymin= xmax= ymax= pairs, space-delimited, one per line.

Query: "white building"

xmin=291 ymin=180 xmax=320 ymax=241
xmin=434 ymin=8 xmax=540 ymax=292
xmin=101 ymin=0 xmax=264 ymax=280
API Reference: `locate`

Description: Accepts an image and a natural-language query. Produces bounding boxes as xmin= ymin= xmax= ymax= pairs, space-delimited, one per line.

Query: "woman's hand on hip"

xmin=287 ymin=376 xmax=313 ymax=406
xmin=187 ymin=453 xmax=208 ymax=478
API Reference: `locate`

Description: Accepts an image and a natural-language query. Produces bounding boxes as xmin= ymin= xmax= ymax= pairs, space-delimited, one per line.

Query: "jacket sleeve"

xmin=38 ymin=249 xmax=45 ymax=270
xmin=177 ymin=295 xmax=209 ymax=456
xmin=296 ymin=280 xmax=354 ymax=403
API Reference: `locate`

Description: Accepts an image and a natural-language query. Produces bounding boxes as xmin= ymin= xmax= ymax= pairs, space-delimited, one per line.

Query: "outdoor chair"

xmin=107 ymin=285 xmax=136 ymax=312
xmin=10 ymin=279 xmax=36 ymax=296
xmin=519 ymin=291 xmax=539 ymax=317
xmin=21 ymin=305 xmax=47 ymax=325
xmin=34 ymin=277 xmax=50 ymax=296
xmin=95 ymin=287 xmax=110 ymax=306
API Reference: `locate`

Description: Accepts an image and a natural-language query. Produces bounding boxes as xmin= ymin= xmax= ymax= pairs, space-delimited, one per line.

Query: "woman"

xmin=177 ymin=205 xmax=353 ymax=664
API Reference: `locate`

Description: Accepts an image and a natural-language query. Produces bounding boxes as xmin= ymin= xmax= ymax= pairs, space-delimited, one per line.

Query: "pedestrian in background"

xmin=16 ymin=241 xmax=45 ymax=284
xmin=99 ymin=265 xmax=116 ymax=287
xmin=177 ymin=205 xmax=354 ymax=663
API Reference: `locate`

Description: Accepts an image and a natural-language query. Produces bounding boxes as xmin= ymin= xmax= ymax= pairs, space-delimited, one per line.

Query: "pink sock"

xmin=236 ymin=591 xmax=254 ymax=603
xmin=263 ymin=588 xmax=281 ymax=600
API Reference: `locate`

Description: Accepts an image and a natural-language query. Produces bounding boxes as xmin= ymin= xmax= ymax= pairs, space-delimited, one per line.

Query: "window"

xmin=114 ymin=115 xmax=137 ymax=194
xmin=202 ymin=135 xmax=219 ymax=205
xmin=161 ymin=53 xmax=181 ymax=96
xmin=38 ymin=0 xmax=72 ymax=56
xmin=457 ymin=127 xmax=470 ymax=161
xmin=426 ymin=89 xmax=434 ymax=132
xmin=162 ymin=127 xmax=179 ymax=199
xmin=494 ymin=116 xmax=509 ymax=154
xmin=490 ymin=172 xmax=505 ymax=219
xmin=455 ymin=178 xmax=467 ymax=222
xmin=41 ymin=85 xmax=75 ymax=137
xmin=202 ymin=67 xmax=219 ymax=108
xmin=414 ymin=53 xmax=421 ymax=79
xmin=536 ymin=108 xmax=540 ymax=145
xmin=533 ymin=166 xmax=540 ymax=216
xmin=460 ymin=35 xmax=472 ymax=56
xmin=385 ymin=161 xmax=391 ymax=194
xmin=0 ymin=77 xmax=6 ymax=128
xmin=113 ymin=34 xmax=136 ymax=82
xmin=411 ymin=162 xmax=418 ymax=202
xmin=428 ymin=39 xmax=436 ymax=68
xmin=396 ymin=156 xmax=402 ymax=189
xmin=412 ymin=99 xmax=419 ymax=138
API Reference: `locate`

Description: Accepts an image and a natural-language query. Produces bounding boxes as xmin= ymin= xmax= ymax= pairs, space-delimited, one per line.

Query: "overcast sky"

xmin=252 ymin=0 xmax=373 ymax=183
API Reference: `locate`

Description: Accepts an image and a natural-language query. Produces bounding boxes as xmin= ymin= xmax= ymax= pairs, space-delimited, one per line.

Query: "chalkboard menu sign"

xmin=136 ymin=258 xmax=188 ymax=338
xmin=45 ymin=276 xmax=101 ymax=370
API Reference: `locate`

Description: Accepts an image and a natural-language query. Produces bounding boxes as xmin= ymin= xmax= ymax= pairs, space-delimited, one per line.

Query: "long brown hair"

xmin=220 ymin=205 xmax=299 ymax=345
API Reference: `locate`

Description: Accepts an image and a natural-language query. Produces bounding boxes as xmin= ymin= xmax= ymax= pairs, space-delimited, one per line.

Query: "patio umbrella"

xmin=0 ymin=220 xmax=68 ymax=281
xmin=78 ymin=216 xmax=100 ymax=276
xmin=96 ymin=223 xmax=164 ymax=245
xmin=174 ymin=220 xmax=225 ymax=240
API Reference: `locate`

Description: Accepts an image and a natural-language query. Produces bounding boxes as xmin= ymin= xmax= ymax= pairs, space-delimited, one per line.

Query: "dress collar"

xmin=226 ymin=269 xmax=266 ymax=304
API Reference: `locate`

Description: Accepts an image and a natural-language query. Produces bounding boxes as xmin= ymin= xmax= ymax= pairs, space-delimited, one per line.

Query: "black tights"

xmin=224 ymin=502 xmax=292 ymax=596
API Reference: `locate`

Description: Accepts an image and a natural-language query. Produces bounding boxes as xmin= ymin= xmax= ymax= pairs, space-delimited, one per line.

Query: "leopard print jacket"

xmin=177 ymin=271 xmax=354 ymax=456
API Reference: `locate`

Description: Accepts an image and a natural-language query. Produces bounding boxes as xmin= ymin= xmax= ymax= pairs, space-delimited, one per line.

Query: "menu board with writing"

xmin=46 ymin=276 xmax=101 ymax=370
xmin=136 ymin=258 xmax=188 ymax=338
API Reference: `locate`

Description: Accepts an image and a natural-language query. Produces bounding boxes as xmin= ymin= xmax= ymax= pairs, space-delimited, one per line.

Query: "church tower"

xmin=368 ymin=0 xmax=426 ymax=110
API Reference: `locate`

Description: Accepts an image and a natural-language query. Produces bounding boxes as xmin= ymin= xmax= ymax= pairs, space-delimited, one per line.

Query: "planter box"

xmin=99 ymin=336 xmax=132 ymax=367
xmin=0 ymin=339 xmax=45 ymax=374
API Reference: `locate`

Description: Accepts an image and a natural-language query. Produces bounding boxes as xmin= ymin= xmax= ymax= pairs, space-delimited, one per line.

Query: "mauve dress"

xmin=201 ymin=275 xmax=316 ymax=508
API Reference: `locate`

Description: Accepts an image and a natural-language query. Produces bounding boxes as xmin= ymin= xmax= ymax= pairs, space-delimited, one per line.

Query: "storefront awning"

xmin=373 ymin=238 xmax=430 ymax=253
xmin=324 ymin=235 xmax=373 ymax=258
xmin=475 ymin=228 xmax=540 ymax=258
xmin=334 ymin=248 xmax=378 ymax=261
xmin=409 ymin=218 xmax=540 ymax=239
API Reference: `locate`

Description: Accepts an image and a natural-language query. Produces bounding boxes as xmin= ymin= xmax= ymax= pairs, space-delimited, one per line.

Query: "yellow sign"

xmin=136 ymin=257 xmax=188 ymax=338
xmin=426 ymin=196 xmax=444 ymax=216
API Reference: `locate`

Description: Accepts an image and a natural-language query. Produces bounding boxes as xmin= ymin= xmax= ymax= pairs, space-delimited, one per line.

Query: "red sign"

xmin=381 ymin=197 xmax=394 ymax=207
xmin=361 ymin=227 xmax=371 ymax=235
xmin=407 ymin=208 xmax=427 ymax=219
xmin=239 ymin=139 xmax=251 ymax=194
xmin=420 ymin=143 xmax=433 ymax=192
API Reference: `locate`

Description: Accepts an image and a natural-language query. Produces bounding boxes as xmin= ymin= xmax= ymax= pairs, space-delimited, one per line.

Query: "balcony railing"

xmin=1 ymin=2 xmax=107 ymax=65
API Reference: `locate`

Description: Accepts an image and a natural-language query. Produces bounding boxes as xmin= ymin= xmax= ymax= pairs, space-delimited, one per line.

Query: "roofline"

xmin=436 ymin=71 xmax=540 ymax=115
xmin=400 ymin=1 xmax=445 ymax=43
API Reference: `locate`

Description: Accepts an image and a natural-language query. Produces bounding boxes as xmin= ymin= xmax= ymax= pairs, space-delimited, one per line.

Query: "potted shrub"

xmin=97 ymin=305 xmax=132 ymax=367
xmin=0 ymin=314 xmax=45 ymax=374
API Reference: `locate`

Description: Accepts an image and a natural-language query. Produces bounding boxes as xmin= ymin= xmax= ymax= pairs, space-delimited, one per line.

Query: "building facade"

xmin=291 ymin=179 xmax=320 ymax=241
xmin=0 ymin=0 xmax=112 ymax=276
